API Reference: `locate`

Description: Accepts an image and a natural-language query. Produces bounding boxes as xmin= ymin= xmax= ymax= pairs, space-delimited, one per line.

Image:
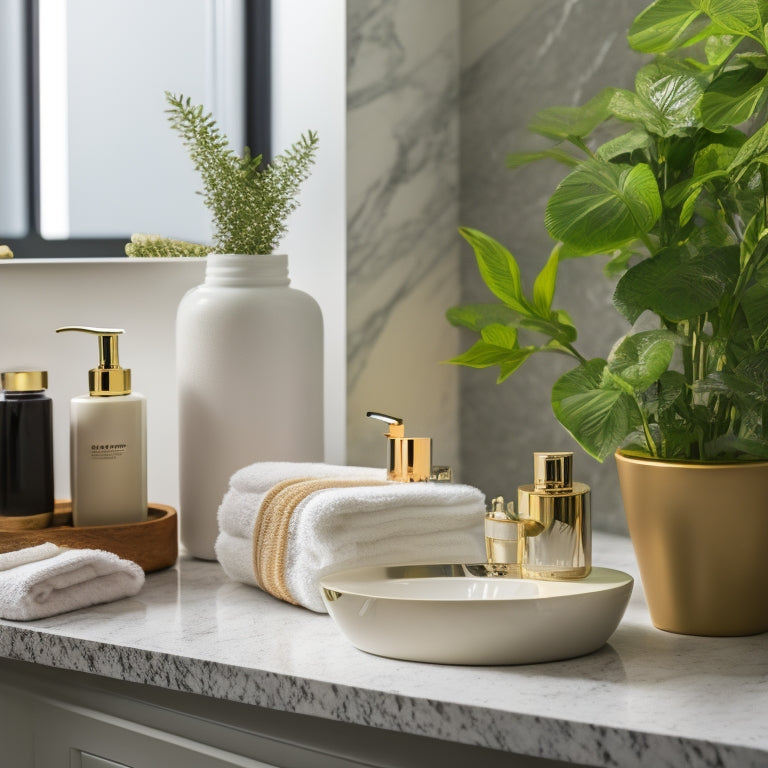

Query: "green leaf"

xmin=693 ymin=133 xmax=745 ymax=174
xmin=664 ymin=169 xmax=729 ymax=207
xmin=506 ymin=147 xmax=580 ymax=169
xmin=739 ymin=209 xmax=768 ymax=268
xmin=613 ymin=243 xmax=740 ymax=322
xmin=518 ymin=313 xmax=578 ymax=343
xmin=628 ymin=0 xmax=705 ymax=52
xmin=625 ymin=61 xmax=706 ymax=136
xmin=481 ymin=324 xmax=517 ymax=349
xmin=688 ymin=217 xmax=738 ymax=248
xmin=705 ymin=33 xmax=744 ymax=66
xmin=447 ymin=325 xmax=517 ymax=368
xmin=648 ymin=370 xmax=688 ymax=414
xmin=532 ymin=244 xmax=560 ymax=314
xmin=446 ymin=304 xmax=522 ymax=332
xmin=498 ymin=349 xmax=537 ymax=382
xmin=679 ymin=187 xmax=701 ymax=225
xmin=608 ymin=330 xmax=677 ymax=390
xmin=458 ymin=228 xmax=530 ymax=314
xmin=595 ymin=129 xmax=652 ymax=161
xmin=447 ymin=340 xmax=508 ymax=368
xmin=699 ymin=63 xmax=768 ymax=132
xmin=742 ymin=278 xmax=768 ymax=343
xmin=696 ymin=0 xmax=761 ymax=35
xmin=544 ymin=160 xmax=662 ymax=254
xmin=552 ymin=359 xmax=643 ymax=461
xmin=446 ymin=324 xmax=537 ymax=383
xmin=735 ymin=350 xmax=768 ymax=396
xmin=704 ymin=433 xmax=768 ymax=460
xmin=728 ymin=121 xmax=768 ymax=172
xmin=556 ymin=241 xmax=596 ymax=259
xmin=551 ymin=309 xmax=579 ymax=341
xmin=527 ymin=88 xmax=618 ymax=140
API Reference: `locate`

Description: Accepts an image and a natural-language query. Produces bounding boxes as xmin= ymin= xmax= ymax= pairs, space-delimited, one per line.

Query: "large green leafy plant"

xmin=127 ymin=92 xmax=318 ymax=257
xmin=449 ymin=0 xmax=768 ymax=463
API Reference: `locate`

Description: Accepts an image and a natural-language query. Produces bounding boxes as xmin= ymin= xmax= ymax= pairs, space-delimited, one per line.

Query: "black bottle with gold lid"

xmin=0 ymin=371 xmax=54 ymax=529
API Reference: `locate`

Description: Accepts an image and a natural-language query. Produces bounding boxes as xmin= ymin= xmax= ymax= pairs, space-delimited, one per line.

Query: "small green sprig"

xmin=125 ymin=234 xmax=212 ymax=258
xmin=165 ymin=92 xmax=318 ymax=255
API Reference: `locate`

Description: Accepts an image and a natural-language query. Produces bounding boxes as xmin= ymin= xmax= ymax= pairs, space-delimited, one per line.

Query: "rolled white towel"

xmin=0 ymin=544 xmax=145 ymax=621
xmin=219 ymin=462 xmax=385 ymax=539
xmin=215 ymin=464 xmax=486 ymax=612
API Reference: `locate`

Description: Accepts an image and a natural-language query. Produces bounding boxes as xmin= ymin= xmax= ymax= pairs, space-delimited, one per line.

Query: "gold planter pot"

xmin=615 ymin=451 xmax=768 ymax=637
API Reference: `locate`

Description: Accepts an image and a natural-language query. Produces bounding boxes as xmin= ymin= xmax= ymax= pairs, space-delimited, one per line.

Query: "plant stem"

xmin=634 ymin=394 xmax=658 ymax=457
xmin=563 ymin=343 xmax=588 ymax=364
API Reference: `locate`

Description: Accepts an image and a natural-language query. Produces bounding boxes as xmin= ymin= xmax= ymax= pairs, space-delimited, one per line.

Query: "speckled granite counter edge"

xmin=0 ymin=626 xmax=761 ymax=768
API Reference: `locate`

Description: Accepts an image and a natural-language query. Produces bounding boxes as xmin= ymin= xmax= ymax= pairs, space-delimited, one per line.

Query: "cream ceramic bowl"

xmin=320 ymin=564 xmax=633 ymax=665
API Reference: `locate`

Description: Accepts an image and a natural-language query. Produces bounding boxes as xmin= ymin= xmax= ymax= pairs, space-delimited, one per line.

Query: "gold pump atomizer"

xmin=366 ymin=412 xmax=451 ymax=482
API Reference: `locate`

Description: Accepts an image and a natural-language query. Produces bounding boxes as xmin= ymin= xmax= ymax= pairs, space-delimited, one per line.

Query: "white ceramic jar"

xmin=176 ymin=253 xmax=324 ymax=559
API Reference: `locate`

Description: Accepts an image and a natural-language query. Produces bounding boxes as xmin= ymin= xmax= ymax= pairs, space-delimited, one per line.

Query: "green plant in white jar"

xmin=449 ymin=0 xmax=768 ymax=465
xmin=143 ymin=93 xmax=325 ymax=561
xmin=126 ymin=92 xmax=318 ymax=257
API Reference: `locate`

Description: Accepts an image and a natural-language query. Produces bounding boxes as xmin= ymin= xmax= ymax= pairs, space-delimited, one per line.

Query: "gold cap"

xmin=533 ymin=452 xmax=573 ymax=492
xmin=55 ymin=326 xmax=131 ymax=396
xmin=1 ymin=371 xmax=48 ymax=391
xmin=367 ymin=411 xmax=432 ymax=482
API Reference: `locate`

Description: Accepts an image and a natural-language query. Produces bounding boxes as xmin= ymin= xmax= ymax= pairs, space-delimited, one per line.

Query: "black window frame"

xmin=4 ymin=0 xmax=271 ymax=259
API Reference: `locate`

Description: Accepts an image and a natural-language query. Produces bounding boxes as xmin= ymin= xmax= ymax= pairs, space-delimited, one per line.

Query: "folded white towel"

xmin=0 ymin=542 xmax=62 ymax=571
xmin=216 ymin=462 xmax=486 ymax=612
xmin=0 ymin=544 xmax=145 ymax=621
xmin=219 ymin=462 xmax=386 ymax=540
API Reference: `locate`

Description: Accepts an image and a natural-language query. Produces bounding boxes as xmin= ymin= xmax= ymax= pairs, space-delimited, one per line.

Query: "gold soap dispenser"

xmin=366 ymin=412 xmax=450 ymax=482
xmin=517 ymin=452 xmax=591 ymax=579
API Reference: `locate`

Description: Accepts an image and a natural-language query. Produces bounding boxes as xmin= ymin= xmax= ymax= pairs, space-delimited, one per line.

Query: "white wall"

xmin=271 ymin=0 xmax=347 ymax=464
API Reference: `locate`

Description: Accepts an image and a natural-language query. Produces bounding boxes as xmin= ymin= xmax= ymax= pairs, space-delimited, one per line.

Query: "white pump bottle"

xmin=56 ymin=326 xmax=147 ymax=527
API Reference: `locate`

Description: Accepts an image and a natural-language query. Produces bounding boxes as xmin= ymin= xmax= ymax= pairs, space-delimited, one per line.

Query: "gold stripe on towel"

xmin=253 ymin=478 xmax=387 ymax=605
xmin=252 ymin=477 xmax=313 ymax=590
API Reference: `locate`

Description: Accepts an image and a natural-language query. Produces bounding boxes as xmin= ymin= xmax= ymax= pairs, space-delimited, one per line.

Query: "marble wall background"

xmin=347 ymin=0 xmax=648 ymax=533
xmin=346 ymin=1 xmax=462 ymax=473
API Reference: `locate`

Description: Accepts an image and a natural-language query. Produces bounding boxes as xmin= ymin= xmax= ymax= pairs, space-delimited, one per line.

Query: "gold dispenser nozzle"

xmin=56 ymin=326 xmax=131 ymax=396
xmin=366 ymin=411 xmax=433 ymax=483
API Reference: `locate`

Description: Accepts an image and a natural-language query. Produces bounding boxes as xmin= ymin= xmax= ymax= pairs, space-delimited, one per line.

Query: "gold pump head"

xmin=56 ymin=326 xmax=131 ymax=396
xmin=366 ymin=411 xmax=432 ymax=482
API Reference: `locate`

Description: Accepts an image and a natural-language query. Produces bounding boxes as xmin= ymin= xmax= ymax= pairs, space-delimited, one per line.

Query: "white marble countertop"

xmin=0 ymin=532 xmax=766 ymax=768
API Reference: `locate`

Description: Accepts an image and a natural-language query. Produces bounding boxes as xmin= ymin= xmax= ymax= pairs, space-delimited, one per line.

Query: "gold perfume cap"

xmin=534 ymin=452 xmax=573 ymax=492
xmin=366 ymin=411 xmax=432 ymax=482
xmin=55 ymin=326 xmax=131 ymax=396
xmin=1 ymin=371 xmax=48 ymax=391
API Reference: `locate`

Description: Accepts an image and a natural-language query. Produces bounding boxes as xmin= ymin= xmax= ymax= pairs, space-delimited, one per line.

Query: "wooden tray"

xmin=0 ymin=500 xmax=178 ymax=573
